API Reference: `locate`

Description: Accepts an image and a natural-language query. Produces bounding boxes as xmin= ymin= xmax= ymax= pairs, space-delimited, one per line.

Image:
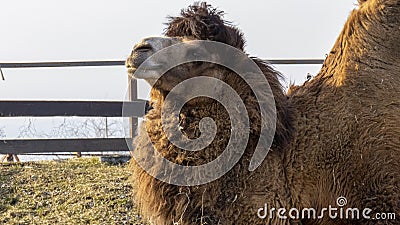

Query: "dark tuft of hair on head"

xmin=164 ymin=2 xmax=246 ymax=50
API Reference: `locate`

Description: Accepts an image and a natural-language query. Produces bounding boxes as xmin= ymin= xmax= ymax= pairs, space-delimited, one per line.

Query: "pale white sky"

xmin=0 ymin=0 xmax=358 ymax=139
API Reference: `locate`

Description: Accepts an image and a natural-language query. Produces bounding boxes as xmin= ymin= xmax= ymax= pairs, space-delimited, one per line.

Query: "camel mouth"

xmin=128 ymin=65 xmax=164 ymax=82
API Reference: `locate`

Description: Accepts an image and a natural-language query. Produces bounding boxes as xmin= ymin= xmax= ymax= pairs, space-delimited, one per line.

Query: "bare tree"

xmin=17 ymin=118 xmax=45 ymax=138
xmin=0 ymin=126 xmax=5 ymax=138
xmin=15 ymin=117 xmax=126 ymax=159
xmin=46 ymin=118 xmax=125 ymax=138
xmin=16 ymin=118 xmax=125 ymax=139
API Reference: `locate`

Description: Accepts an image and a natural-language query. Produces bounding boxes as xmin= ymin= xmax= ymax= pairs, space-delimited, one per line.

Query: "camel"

xmin=126 ymin=1 xmax=399 ymax=224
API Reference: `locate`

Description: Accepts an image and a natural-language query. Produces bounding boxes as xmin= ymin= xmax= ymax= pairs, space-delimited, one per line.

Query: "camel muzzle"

xmin=126 ymin=37 xmax=180 ymax=82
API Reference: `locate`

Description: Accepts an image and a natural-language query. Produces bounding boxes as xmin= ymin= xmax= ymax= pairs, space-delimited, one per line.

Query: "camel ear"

xmin=164 ymin=2 xmax=246 ymax=50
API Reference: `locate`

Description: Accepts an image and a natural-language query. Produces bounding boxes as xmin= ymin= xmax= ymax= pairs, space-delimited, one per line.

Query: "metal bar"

xmin=0 ymin=60 xmax=125 ymax=68
xmin=267 ymin=59 xmax=324 ymax=65
xmin=0 ymin=100 xmax=148 ymax=117
xmin=16 ymin=153 xmax=129 ymax=156
xmin=0 ymin=138 xmax=133 ymax=154
xmin=0 ymin=67 xmax=4 ymax=80
xmin=0 ymin=59 xmax=324 ymax=69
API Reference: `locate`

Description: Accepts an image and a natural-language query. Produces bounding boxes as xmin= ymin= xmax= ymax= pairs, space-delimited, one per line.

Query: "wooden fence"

xmin=0 ymin=59 xmax=323 ymax=155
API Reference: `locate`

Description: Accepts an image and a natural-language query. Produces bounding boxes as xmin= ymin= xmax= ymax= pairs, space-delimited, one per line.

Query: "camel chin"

xmin=129 ymin=66 xmax=162 ymax=85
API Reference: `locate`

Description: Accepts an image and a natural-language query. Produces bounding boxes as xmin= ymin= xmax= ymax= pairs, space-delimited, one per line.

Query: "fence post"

xmin=129 ymin=77 xmax=138 ymax=141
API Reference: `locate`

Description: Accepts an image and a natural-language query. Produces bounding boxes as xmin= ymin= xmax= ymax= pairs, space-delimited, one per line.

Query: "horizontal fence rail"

xmin=0 ymin=138 xmax=132 ymax=154
xmin=0 ymin=100 xmax=149 ymax=117
xmin=0 ymin=60 xmax=125 ymax=68
xmin=0 ymin=59 xmax=324 ymax=69
xmin=266 ymin=59 xmax=324 ymax=65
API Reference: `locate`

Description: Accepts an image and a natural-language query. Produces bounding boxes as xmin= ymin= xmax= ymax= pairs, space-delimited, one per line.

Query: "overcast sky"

xmin=0 ymin=0 xmax=358 ymax=139
xmin=0 ymin=0 xmax=358 ymax=99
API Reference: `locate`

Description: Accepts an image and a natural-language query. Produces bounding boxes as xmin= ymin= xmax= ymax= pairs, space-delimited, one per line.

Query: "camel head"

xmin=126 ymin=36 xmax=231 ymax=92
xmin=126 ymin=2 xmax=249 ymax=95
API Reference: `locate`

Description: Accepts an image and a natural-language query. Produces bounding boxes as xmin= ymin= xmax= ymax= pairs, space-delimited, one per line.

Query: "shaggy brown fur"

xmin=128 ymin=1 xmax=399 ymax=224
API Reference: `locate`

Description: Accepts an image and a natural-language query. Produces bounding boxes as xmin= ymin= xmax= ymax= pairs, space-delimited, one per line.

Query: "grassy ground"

xmin=0 ymin=157 xmax=146 ymax=225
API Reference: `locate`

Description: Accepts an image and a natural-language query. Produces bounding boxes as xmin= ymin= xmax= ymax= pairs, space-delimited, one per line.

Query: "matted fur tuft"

xmin=165 ymin=2 xmax=245 ymax=50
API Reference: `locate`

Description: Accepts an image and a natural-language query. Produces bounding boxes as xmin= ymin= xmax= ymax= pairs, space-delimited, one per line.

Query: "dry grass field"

xmin=0 ymin=157 xmax=146 ymax=225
